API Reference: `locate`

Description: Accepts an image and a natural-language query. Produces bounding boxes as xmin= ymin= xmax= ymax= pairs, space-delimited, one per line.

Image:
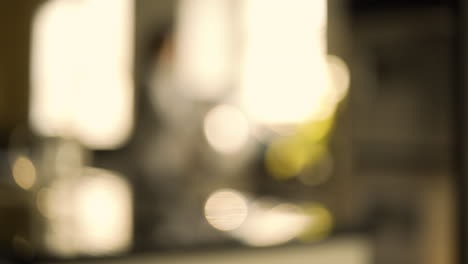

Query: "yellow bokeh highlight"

xmin=12 ymin=156 xmax=37 ymax=190
xmin=265 ymin=118 xmax=334 ymax=180
xmin=296 ymin=117 xmax=334 ymax=144
xmin=299 ymin=203 xmax=334 ymax=242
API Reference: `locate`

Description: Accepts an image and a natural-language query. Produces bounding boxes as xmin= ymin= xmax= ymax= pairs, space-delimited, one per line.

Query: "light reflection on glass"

xmin=12 ymin=156 xmax=36 ymax=190
xmin=204 ymin=105 xmax=250 ymax=154
xmin=24 ymin=0 xmax=349 ymax=257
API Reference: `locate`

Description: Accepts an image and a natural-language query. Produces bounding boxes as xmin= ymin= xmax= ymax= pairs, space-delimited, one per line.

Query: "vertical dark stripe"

xmin=452 ymin=0 xmax=466 ymax=262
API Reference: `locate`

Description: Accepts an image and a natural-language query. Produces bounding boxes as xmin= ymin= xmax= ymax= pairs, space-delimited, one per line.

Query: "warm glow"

xmin=12 ymin=156 xmax=36 ymax=190
xmin=175 ymin=0 xmax=234 ymax=100
xmin=239 ymin=0 xmax=329 ymax=126
xmin=54 ymin=140 xmax=83 ymax=176
xmin=42 ymin=168 xmax=132 ymax=256
xmin=75 ymin=168 xmax=132 ymax=255
xmin=36 ymin=188 xmax=52 ymax=218
xmin=30 ymin=0 xmax=134 ymax=149
xmin=204 ymin=105 xmax=250 ymax=153
xmin=264 ymin=118 xmax=334 ymax=181
xmin=204 ymin=189 xmax=249 ymax=231
xmin=42 ymin=179 xmax=78 ymax=256
xmin=327 ymin=55 xmax=351 ymax=103
xmin=232 ymin=202 xmax=312 ymax=247
xmin=299 ymin=203 xmax=334 ymax=242
xmin=262 ymin=116 xmax=336 ymax=180
xmin=37 ymin=183 xmax=72 ymax=221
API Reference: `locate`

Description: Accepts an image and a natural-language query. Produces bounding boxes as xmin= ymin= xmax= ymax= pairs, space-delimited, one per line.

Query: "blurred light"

xmin=75 ymin=168 xmax=132 ymax=255
xmin=204 ymin=105 xmax=250 ymax=154
xmin=299 ymin=203 xmax=334 ymax=242
xmin=12 ymin=156 xmax=36 ymax=190
xmin=232 ymin=202 xmax=311 ymax=247
xmin=264 ymin=117 xmax=334 ymax=180
xmin=297 ymin=118 xmax=335 ymax=143
xmin=41 ymin=180 xmax=75 ymax=256
xmin=297 ymin=151 xmax=334 ymax=186
xmin=239 ymin=0 xmax=330 ymax=126
xmin=41 ymin=179 xmax=77 ymax=257
xmin=265 ymin=139 xmax=327 ymax=180
xmin=45 ymin=225 xmax=75 ymax=257
xmin=327 ymin=55 xmax=351 ymax=103
xmin=54 ymin=140 xmax=84 ymax=176
xmin=265 ymin=139 xmax=310 ymax=180
xmin=36 ymin=188 xmax=52 ymax=218
xmin=42 ymin=168 xmax=132 ymax=256
xmin=175 ymin=0 xmax=234 ymax=100
xmin=204 ymin=189 xmax=249 ymax=231
xmin=30 ymin=0 xmax=134 ymax=149
xmin=37 ymin=184 xmax=71 ymax=221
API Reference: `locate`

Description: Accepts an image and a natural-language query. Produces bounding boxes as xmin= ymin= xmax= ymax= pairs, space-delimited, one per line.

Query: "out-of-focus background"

xmin=0 ymin=0 xmax=462 ymax=263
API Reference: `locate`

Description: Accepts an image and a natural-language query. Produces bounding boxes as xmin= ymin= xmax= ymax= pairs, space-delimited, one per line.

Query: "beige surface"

xmin=44 ymin=237 xmax=371 ymax=264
